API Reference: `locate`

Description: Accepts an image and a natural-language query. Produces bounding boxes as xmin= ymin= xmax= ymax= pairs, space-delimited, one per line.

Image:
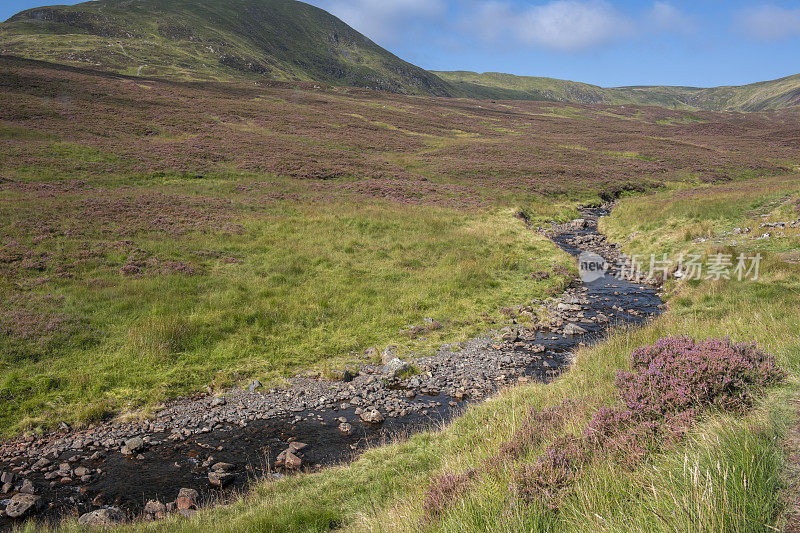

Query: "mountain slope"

xmin=0 ymin=0 xmax=452 ymax=95
xmin=436 ymin=70 xmax=800 ymax=111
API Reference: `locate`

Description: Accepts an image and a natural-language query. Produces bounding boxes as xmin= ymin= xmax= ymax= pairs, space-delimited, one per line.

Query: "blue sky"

xmin=2 ymin=0 xmax=800 ymax=87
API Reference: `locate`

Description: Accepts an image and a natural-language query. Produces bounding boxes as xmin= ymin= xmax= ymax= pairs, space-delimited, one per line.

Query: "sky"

xmin=2 ymin=0 xmax=800 ymax=87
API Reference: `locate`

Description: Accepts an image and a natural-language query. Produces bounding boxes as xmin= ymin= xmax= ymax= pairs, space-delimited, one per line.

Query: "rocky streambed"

xmin=0 ymin=206 xmax=663 ymax=528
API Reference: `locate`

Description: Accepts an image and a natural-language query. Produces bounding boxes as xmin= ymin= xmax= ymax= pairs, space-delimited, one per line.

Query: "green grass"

xmin=24 ymin=175 xmax=799 ymax=532
xmin=0 ymin=195 xmax=574 ymax=435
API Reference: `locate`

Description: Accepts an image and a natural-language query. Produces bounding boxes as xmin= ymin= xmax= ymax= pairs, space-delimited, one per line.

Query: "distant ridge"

xmin=435 ymin=70 xmax=800 ymax=111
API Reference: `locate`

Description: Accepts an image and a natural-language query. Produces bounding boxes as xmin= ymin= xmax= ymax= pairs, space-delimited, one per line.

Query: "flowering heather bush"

xmin=509 ymin=436 xmax=588 ymax=510
xmin=506 ymin=337 xmax=784 ymax=514
xmin=616 ymin=337 xmax=785 ymax=416
xmin=422 ymin=469 xmax=477 ymax=520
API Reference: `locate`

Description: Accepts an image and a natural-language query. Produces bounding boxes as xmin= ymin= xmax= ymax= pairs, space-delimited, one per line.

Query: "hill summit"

xmin=0 ymin=0 xmax=452 ymax=95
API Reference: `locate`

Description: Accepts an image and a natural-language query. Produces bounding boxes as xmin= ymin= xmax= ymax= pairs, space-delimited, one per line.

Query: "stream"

xmin=0 ymin=207 xmax=663 ymax=527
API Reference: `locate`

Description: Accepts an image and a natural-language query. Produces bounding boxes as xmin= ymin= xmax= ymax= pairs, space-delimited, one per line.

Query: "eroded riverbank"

xmin=0 ymin=207 xmax=663 ymax=528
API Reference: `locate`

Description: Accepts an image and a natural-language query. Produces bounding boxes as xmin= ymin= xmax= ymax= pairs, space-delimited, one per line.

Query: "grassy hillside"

xmin=3 ymin=55 xmax=799 ymax=433
xmin=436 ymin=70 xmax=800 ymax=111
xmin=0 ymin=0 xmax=452 ymax=95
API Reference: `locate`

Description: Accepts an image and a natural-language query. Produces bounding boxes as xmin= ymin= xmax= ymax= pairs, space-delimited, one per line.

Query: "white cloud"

xmin=647 ymin=1 xmax=693 ymax=32
xmin=319 ymin=0 xmax=447 ymax=44
xmin=735 ymin=5 xmax=800 ymax=41
xmin=462 ymin=0 xmax=691 ymax=52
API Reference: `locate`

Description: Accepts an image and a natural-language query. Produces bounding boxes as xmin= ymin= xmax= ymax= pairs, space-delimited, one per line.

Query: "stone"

xmin=19 ymin=479 xmax=36 ymax=494
xmin=381 ymin=345 xmax=398 ymax=364
xmin=288 ymin=442 xmax=307 ymax=452
xmin=1 ymin=471 xmax=15 ymax=484
xmin=208 ymin=471 xmax=235 ymax=487
xmin=123 ymin=436 xmax=145 ymax=454
xmin=563 ymin=323 xmax=587 ymax=335
xmin=175 ymin=488 xmax=199 ymax=510
xmin=78 ymin=507 xmax=125 ymax=526
xmin=360 ymin=409 xmax=385 ymax=424
xmin=499 ymin=327 xmax=518 ymax=341
xmin=248 ymin=380 xmax=262 ymax=392
xmin=530 ymin=344 xmax=546 ymax=353
xmin=211 ymin=462 xmax=235 ymax=473
xmin=5 ymin=493 xmax=40 ymax=518
xmin=283 ymin=451 xmax=303 ymax=469
xmin=364 ymin=346 xmax=379 ymax=360
xmin=209 ymin=397 xmax=226 ymax=408
xmin=383 ymin=358 xmax=410 ymax=379
xmin=144 ymin=500 xmax=167 ymax=518
xmin=338 ymin=422 xmax=353 ymax=435
xmin=178 ymin=508 xmax=197 ymax=519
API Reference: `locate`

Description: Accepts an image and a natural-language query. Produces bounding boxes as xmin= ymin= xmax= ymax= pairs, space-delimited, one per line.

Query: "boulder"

xmin=283 ymin=451 xmax=303 ymax=469
xmin=208 ymin=471 xmax=235 ymax=487
xmin=360 ymin=409 xmax=385 ymax=424
xmin=19 ymin=479 xmax=36 ymax=494
xmin=143 ymin=500 xmax=167 ymax=519
xmin=77 ymin=507 xmax=125 ymax=526
xmin=381 ymin=346 xmax=398 ymax=364
xmin=5 ymin=493 xmax=41 ymax=518
xmin=248 ymin=380 xmax=262 ymax=392
xmin=175 ymin=488 xmax=199 ymax=510
xmin=211 ymin=462 xmax=235 ymax=473
xmin=338 ymin=423 xmax=353 ymax=435
xmin=383 ymin=358 xmax=410 ymax=379
xmin=122 ymin=436 xmax=145 ymax=454
xmin=563 ymin=323 xmax=587 ymax=335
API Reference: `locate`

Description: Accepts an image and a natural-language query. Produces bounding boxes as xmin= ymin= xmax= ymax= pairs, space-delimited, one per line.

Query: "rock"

xmin=208 ymin=471 xmax=235 ymax=487
xmin=530 ymin=344 xmax=546 ymax=353
xmin=341 ymin=369 xmax=355 ymax=383
xmin=211 ymin=462 xmax=235 ymax=473
xmin=288 ymin=442 xmax=307 ymax=452
xmin=78 ymin=507 xmax=125 ymax=526
xmin=19 ymin=479 xmax=36 ymax=494
xmin=248 ymin=380 xmax=262 ymax=392
xmin=338 ymin=422 xmax=353 ymax=435
xmin=381 ymin=346 xmax=398 ymax=364
xmin=1 ymin=472 xmax=15 ymax=484
xmin=5 ymin=493 xmax=41 ymax=518
xmin=563 ymin=323 xmax=587 ymax=335
xmin=144 ymin=500 xmax=167 ymax=518
xmin=571 ymin=218 xmax=587 ymax=229
xmin=74 ymin=466 xmax=89 ymax=477
xmin=179 ymin=508 xmax=197 ymax=518
xmin=209 ymin=397 xmax=226 ymax=408
xmin=364 ymin=346 xmax=379 ymax=360
xmin=283 ymin=451 xmax=303 ymax=469
xmin=176 ymin=488 xmax=199 ymax=510
xmin=360 ymin=409 xmax=385 ymax=424
xmin=383 ymin=358 xmax=410 ymax=379
xmin=123 ymin=436 xmax=145 ymax=454
xmin=499 ymin=327 xmax=518 ymax=341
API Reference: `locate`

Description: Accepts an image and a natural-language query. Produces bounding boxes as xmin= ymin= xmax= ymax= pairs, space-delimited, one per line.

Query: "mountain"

xmin=435 ymin=71 xmax=800 ymax=111
xmin=2 ymin=0 xmax=799 ymax=110
xmin=0 ymin=0 xmax=452 ymax=95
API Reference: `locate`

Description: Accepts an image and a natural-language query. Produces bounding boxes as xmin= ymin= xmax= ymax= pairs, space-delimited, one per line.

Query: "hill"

xmin=436 ymin=70 xmax=800 ymax=111
xmin=0 ymin=0 xmax=452 ymax=95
